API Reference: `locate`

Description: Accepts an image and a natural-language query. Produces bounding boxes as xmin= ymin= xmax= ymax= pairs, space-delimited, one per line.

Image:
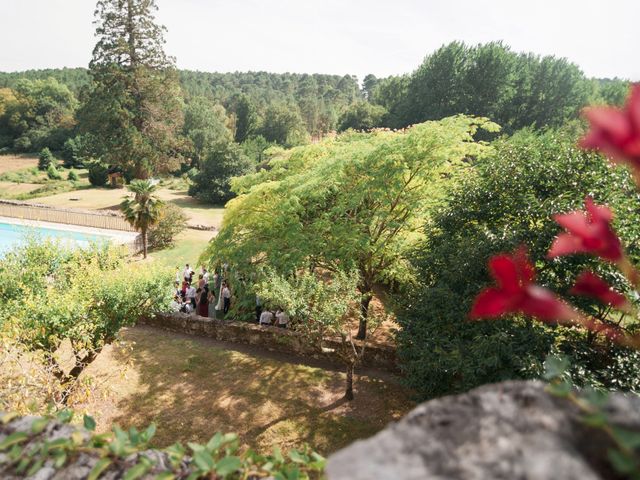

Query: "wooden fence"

xmin=0 ymin=200 xmax=136 ymax=232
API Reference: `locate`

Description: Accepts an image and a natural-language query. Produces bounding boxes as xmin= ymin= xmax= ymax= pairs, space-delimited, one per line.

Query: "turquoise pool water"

xmin=0 ymin=221 xmax=109 ymax=255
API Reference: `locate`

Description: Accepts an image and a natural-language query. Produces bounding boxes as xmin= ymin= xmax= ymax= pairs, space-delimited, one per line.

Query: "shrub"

xmin=148 ymin=203 xmax=188 ymax=249
xmin=396 ymin=128 xmax=640 ymax=400
xmin=46 ymin=163 xmax=62 ymax=180
xmin=61 ymin=135 xmax=86 ymax=168
xmin=38 ymin=147 xmax=53 ymax=171
xmin=87 ymin=161 xmax=108 ymax=186
xmin=67 ymin=169 xmax=79 ymax=181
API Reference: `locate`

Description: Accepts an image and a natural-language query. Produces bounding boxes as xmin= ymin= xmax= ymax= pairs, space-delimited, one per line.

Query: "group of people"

xmin=256 ymin=298 xmax=289 ymax=329
xmin=169 ymin=264 xmax=291 ymax=329
xmin=170 ymin=263 xmax=231 ymax=319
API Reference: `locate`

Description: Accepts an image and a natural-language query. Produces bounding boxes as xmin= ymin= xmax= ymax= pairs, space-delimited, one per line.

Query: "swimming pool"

xmin=0 ymin=221 xmax=112 ymax=255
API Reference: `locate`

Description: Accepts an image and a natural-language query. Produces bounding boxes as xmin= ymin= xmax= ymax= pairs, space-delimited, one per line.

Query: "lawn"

xmin=72 ymin=326 xmax=413 ymax=455
xmin=148 ymin=228 xmax=215 ymax=267
xmin=32 ymin=187 xmax=224 ymax=229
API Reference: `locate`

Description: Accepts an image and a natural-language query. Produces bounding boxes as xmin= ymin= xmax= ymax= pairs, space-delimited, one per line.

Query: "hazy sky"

xmin=1 ymin=0 xmax=638 ymax=81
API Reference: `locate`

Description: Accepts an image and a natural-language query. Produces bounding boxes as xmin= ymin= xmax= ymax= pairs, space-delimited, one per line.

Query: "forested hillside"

xmin=0 ymin=41 xmax=631 ymax=204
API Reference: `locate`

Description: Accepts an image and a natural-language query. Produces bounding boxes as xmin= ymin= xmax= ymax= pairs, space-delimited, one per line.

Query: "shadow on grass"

xmin=105 ymin=326 xmax=412 ymax=454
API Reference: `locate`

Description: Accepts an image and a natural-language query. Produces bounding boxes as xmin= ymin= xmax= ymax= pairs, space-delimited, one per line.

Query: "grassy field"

xmin=72 ymin=326 xmax=413 ymax=455
xmin=148 ymin=228 xmax=215 ymax=267
xmin=33 ymin=187 xmax=224 ymax=229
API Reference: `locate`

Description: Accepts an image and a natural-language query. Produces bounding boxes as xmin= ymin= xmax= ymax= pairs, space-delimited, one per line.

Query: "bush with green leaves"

xmin=0 ymin=411 xmax=325 ymax=479
xmin=87 ymin=161 xmax=108 ymax=186
xmin=148 ymin=203 xmax=188 ymax=249
xmin=188 ymin=141 xmax=254 ymax=205
xmin=67 ymin=169 xmax=79 ymax=181
xmin=37 ymin=147 xmax=53 ymax=171
xmin=0 ymin=238 xmax=172 ymax=404
xmin=46 ymin=163 xmax=61 ymax=180
xmin=396 ymin=127 xmax=640 ymax=400
xmin=61 ymin=134 xmax=91 ymax=168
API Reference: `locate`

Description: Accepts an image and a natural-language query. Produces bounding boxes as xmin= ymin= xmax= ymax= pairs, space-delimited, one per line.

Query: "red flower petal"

xmin=520 ymin=285 xmax=576 ymax=322
xmin=570 ymin=270 xmax=629 ymax=309
xmin=469 ymin=288 xmax=513 ymax=319
xmin=547 ymin=233 xmax=586 ymax=258
xmin=489 ymin=255 xmax=520 ymax=294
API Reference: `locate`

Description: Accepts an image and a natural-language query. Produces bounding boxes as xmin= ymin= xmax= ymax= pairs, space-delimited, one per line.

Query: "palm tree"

xmin=120 ymin=179 xmax=164 ymax=258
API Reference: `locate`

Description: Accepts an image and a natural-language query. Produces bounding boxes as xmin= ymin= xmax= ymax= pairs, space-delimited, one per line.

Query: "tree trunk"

xmin=355 ymin=294 xmax=372 ymax=340
xmin=344 ymin=362 xmax=355 ymax=401
xmin=142 ymin=228 xmax=147 ymax=258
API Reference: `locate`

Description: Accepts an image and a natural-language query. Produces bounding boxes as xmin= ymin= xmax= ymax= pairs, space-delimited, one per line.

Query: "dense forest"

xmin=0 ymin=41 xmax=630 ymax=202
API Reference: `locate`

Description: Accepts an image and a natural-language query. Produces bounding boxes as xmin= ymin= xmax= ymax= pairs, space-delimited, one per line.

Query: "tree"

xmin=256 ymin=270 xmax=381 ymax=400
xmin=120 ymin=179 xmax=164 ymax=258
xmin=183 ymin=97 xmax=233 ymax=167
xmin=0 ymin=240 xmax=171 ymax=404
xmin=228 ymin=93 xmax=257 ymax=143
xmin=0 ymin=78 xmax=77 ymax=151
xmin=38 ymin=147 xmax=54 ymax=170
xmin=204 ymin=116 xmax=498 ymax=338
xmin=362 ymin=74 xmax=379 ymax=101
xmin=80 ymin=0 xmax=184 ymax=178
xmin=257 ymin=104 xmax=308 ymax=147
xmin=188 ymin=142 xmax=254 ymax=205
xmin=337 ymin=102 xmax=386 ymax=132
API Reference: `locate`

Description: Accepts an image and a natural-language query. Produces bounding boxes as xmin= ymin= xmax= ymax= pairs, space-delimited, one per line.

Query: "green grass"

xmin=148 ymin=229 xmax=215 ymax=267
xmin=73 ymin=326 xmax=413 ymax=454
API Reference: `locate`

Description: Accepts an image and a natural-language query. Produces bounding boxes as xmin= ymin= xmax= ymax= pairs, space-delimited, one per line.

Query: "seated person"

xmin=275 ymin=309 xmax=289 ymax=329
xmin=170 ymin=295 xmax=182 ymax=313
xmin=259 ymin=309 xmax=274 ymax=326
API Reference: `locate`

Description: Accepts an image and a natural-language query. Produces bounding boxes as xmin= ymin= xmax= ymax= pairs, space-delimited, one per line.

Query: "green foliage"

xmin=38 ymin=147 xmax=53 ymax=170
xmin=120 ymin=179 xmax=165 ymax=257
xmin=61 ymin=134 xmax=91 ymax=168
xmin=188 ymin=141 xmax=254 ymax=205
xmin=0 ymin=412 xmax=325 ymax=479
xmin=87 ymin=161 xmax=108 ymax=186
xmin=67 ymin=169 xmax=79 ymax=181
xmin=46 ymin=163 xmax=61 ymax=180
xmin=148 ymin=203 xmax=188 ymax=249
xmin=0 ymin=78 xmax=77 ymax=152
xmin=0 ymin=239 xmax=171 ymax=401
xmin=396 ymin=127 xmax=640 ymax=400
xmin=257 ymin=103 xmax=309 ymax=147
xmin=183 ymin=97 xmax=233 ymax=166
xmin=373 ymin=41 xmax=592 ymax=133
xmin=337 ymin=101 xmax=386 ymax=132
xmin=79 ymin=0 xmax=184 ymax=178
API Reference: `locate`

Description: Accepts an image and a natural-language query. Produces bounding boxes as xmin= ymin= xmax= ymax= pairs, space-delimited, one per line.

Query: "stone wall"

xmin=139 ymin=313 xmax=398 ymax=373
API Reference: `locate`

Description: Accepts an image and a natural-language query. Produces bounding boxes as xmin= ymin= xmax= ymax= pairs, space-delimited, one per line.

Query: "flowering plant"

xmin=472 ymin=85 xmax=640 ymax=347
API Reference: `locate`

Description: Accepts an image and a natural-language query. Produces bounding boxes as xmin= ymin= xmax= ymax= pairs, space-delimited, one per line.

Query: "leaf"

xmin=26 ymin=459 xmax=44 ymax=477
xmin=155 ymin=473 xmax=175 ymax=480
xmin=612 ymin=427 xmax=640 ymax=451
xmin=215 ymin=456 xmax=242 ymax=477
xmin=545 ymin=379 xmax=572 ymax=398
xmin=123 ymin=460 xmax=152 ymax=480
xmin=54 ymin=452 xmax=68 ymax=468
xmin=582 ymin=412 xmax=607 ymax=428
xmin=543 ymin=355 xmax=570 ymax=381
xmin=84 ymin=414 xmax=97 ymax=431
xmin=56 ymin=410 xmax=74 ymax=424
xmin=288 ymin=450 xmax=307 ymax=464
xmin=142 ymin=423 xmax=156 ymax=443
xmin=206 ymin=432 xmax=223 ymax=451
xmin=31 ymin=417 xmax=49 ymax=434
xmin=608 ymin=448 xmax=638 ymax=475
xmin=1 ymin=412 xmax=20 ymax=424
xmin=193 ymin=450 xmax=215 ymax=472
xmin=88 ymin=458 xmax=112 ymax=480
xmin=0 ymin=431 xmax=29 ymax=451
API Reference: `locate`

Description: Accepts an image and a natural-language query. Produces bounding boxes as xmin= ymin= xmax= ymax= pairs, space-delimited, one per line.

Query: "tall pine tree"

xmin=80 ymin=0 xmax=184 ymax=178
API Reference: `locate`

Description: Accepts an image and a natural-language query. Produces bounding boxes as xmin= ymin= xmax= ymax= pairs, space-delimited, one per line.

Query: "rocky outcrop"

xmin=327 ymin=380 xmax=640 ymax=480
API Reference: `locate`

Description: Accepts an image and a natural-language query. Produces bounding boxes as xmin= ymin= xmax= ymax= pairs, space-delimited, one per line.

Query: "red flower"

xmin=570 ymin=270 xmax=629 ymax=310
xmin=548 ymin=197 xmax=622 ymax=262
xmin=470 ymin=248 xmax=576 ymax=321
xmin=580 ymin=84 xmax=640 ymax=168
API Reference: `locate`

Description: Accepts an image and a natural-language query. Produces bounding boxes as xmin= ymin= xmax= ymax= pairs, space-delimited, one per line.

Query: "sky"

xmin=0 ymin=0 xmax=638 ymax=82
